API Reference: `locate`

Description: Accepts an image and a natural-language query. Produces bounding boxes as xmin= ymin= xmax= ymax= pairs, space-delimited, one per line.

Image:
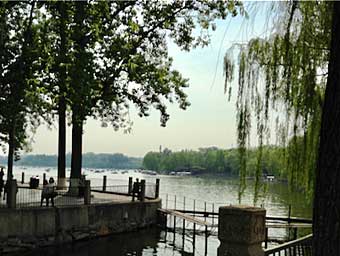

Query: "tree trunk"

xmin=7 ymin=127 xmax=14 ymax=181
xmin=70 ymin=110 xmax=83 ymax=193
xmin=56 ymin=1 xmax=68 ymax=189
xmin=57 ymin=97 xmax=66 ymax=188
xmin=313 ymin=2 xmax=340 ymax=255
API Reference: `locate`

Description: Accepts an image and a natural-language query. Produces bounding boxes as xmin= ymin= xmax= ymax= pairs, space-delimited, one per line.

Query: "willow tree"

xmin=224 ymin=1 xmax=331 ymax=200
xmin=225 ymin=1 xmax=340 ymax=254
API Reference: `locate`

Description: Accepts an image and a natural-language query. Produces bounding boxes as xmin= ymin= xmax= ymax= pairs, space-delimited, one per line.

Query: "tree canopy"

xmin=0 ymin=1 xmax=244 ymax=183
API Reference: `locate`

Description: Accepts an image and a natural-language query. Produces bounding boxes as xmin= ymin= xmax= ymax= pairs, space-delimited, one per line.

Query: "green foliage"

xmin=224 ymin=1 xmax=331 ymax=199
xmin=38 ymin=0 xmax=245 ymax=131
xmin=0 ymin=1 xmax=244 ymax=179
xmin=0 ymin=2 xmax=46 ymax=160
xmin=143 ymin=146 xmax=285 ymax=180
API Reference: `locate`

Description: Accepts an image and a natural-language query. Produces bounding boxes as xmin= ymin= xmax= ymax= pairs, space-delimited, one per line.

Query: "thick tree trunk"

xmin=57 ymin=97 xmax=66 ymax=188
xmin=56 ymin=1 xmax=68 ymax=189
xmin=313 ymin=2 xmax=340 ymax=255
xmin=7 ymin=127 xmax=14 ymax=181
xmin=70 ymin=111 xmax=83 ymax=193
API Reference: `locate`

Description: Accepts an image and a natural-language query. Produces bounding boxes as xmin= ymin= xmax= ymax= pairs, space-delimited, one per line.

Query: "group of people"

xmin=41 ymin=177 xmax=57 ymax=207
xmin=0 ymin=167 xmax=57 ymax=206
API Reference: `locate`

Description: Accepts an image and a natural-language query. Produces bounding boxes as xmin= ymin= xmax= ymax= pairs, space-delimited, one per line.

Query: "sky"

xmin=27 ymin=3 xmax=272 ymax=158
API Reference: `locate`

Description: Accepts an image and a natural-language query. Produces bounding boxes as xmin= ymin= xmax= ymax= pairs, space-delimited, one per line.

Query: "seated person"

xmin=41 ymin=178 xmax=57 ymax=207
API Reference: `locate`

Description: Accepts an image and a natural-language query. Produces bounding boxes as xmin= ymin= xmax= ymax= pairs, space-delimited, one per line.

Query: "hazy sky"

xmin=28 ymin=5 xmax=270 ymax=157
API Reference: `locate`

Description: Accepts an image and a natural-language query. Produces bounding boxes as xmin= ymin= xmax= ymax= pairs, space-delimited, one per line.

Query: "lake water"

xmin=10 ymin=166 xmax=312 ymax=256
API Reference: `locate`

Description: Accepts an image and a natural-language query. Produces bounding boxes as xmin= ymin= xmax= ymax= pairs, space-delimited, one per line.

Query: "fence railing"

xmin=91 ymin=185 xmax=130 ymax=196
xmin=264 ymin=234 xmax=312 ymax=256
xmin=145 ymin=184 xmax=156 ymax=199
xmin=0 ymin=176 xmax=160 ymax=209
xmin=91 ymin=177 xmax=159 ymax=199
xmin=15 ymin=187 xmax=88 ymax=208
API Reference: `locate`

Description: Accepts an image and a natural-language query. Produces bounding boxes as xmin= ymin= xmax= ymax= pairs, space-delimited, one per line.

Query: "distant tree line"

xmin=143 ymin=146 xmax=286 ymax=178
xmin=0 ymin=153 xmax=142 ymax=169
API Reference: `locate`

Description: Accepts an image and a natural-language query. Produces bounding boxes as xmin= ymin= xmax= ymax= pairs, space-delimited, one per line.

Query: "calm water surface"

xmin=12 ymin=166 xmax=312 ymax=256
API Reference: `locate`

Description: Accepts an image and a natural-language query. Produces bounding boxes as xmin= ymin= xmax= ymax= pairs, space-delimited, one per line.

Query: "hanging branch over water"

xmin=224 ymin=1 xmax=332 ymax=203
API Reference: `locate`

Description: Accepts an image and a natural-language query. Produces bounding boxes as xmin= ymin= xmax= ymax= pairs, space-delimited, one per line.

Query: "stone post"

xmin=21 ymin=172 xmax=25 ymax=184
xmin=102 ymin=175 xmax=107 ymax=192
xmin=7 ymin=179 xmax=17 ymax=208
xmin=155 ymin=178 xmax=160 ymax=198
xmin=140 ymin=179 xmax=146 ymax=202
xmin=218 ymin=205 xmax=266 ymax=256
xmin=84 ymin=180 xmax=91 ymax=205
xmin=128 ymin=177 xmax=133 ymax=195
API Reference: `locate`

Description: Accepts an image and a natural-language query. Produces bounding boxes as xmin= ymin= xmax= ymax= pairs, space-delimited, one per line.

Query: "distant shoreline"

xmin=0 ymin=152 xmax=142 ymax=170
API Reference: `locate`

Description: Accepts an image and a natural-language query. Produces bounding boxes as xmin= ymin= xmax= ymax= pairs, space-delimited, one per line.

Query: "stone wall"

xmin=0 ymin=199 xmax=161 ymax=253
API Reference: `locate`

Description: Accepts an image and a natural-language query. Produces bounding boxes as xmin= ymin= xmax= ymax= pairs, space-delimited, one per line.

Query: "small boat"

xmin=177 ymin=171 xmax=191 ymax=176
xmin=141 ymin=170 xmax=157 ymax=175
xmin=265 ymin=175 xmax=275 ymax=181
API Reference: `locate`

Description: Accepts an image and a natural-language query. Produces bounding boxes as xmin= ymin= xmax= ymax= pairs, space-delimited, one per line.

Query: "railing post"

xmin=43 ymin=173 xmax=46 ymax=184
xmin=193 ymin=199 xmax=196 ymax=217
xmin=155 ymin=178 xmax=160 ymax=198
xmin=128 ymin=177 xmax=133 ymax=195
xmin=84 ymin=180 xmax=91 ymax=205
xmin=21 ymin=172 xmax=25 ymax=184
xmin=212 ymin=203 xmax=215 ymax=226
xmin=218 ymin=205 xmax=266 ymax=256
xmin=7 ymin=179 xmax=17 ymax=208
xmin=102 ymin=175 xmax=107 ymax=192
xmin=140 ymin=179 xmax=145 ymax=202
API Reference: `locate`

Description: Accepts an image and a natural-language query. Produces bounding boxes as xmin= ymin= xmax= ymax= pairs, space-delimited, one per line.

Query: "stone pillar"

xmin=84 ymin=180 xmax=91 ymax=205
xmin=102 ymin=175 xmax=107 ymax=192
xmin=218 ymin=205 xmax=266 ymax=256
xmin=128 ymin=177 xmax=133 ymax=195
xmin=155 ymin=178 xmax=160 ymax=198
xmin=7 ymin=179 xmax=17 ymax=208
xmin=140 ymin=179 xmax=145 ymax=202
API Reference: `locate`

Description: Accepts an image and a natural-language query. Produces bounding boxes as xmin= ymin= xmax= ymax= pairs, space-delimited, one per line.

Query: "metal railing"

xmin=145 ymin=184 xmax=156 ymax=199
xmin=0 ymin=177 xmax=160 ymax=209
xmin=91 ymin=185 xmax=130 ymax=195
xmin=264 ymin=234 xmax=312 ymax=256
xmin=15 ymin=187 xmax=87 ymax=208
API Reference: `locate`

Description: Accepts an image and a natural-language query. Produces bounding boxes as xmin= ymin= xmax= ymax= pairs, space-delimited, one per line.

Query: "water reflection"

xmin=23 ymin=228 xmax=161 ymax=256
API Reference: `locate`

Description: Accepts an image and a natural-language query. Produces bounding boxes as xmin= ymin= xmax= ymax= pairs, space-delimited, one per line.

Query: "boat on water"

xmin=169 ymin=171 xmax=191 ymax=176
xmin=265 ymin=175 xmax=275 ymax=181
xmin=141 ymin=170 xmax=157 ymax=175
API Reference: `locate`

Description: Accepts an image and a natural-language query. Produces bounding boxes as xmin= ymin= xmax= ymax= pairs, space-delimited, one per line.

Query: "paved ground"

xmin=0 ymin=187 xmax=136 ymax=208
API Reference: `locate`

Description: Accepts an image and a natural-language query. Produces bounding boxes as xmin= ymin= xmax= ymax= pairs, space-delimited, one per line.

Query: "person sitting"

xmin=41 ymin=178 xmax=57 ymax=207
